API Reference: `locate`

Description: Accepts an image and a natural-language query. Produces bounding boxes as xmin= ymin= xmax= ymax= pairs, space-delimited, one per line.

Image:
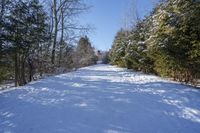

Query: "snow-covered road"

xmin=0 ymin=64 xmax=200 ymax=133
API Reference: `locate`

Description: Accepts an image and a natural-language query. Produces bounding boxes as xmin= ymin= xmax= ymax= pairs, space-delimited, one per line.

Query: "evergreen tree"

xmin=150 ymin=0 xmax=200 ymax=85
xmin=109 ymin=29 xmax=129 ymax=67
xmin=6 ymin=0 xmax=48 ymax=86
xmin=0 ymin=0 xmax=12 ymax=82
xmin=75 ymin=36 xmax=97 ymax=67
xmin=110 ymin=0 xmax=200 ymax=86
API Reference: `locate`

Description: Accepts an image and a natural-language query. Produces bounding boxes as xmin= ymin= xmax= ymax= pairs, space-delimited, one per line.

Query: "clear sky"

xmin=80 ymin=0 xmax=157 ymax=51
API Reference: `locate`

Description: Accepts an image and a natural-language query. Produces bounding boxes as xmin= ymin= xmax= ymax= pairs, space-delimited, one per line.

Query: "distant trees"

xmin=47 ymin=0 xmax=90 ymax=65
xmin=0 ymin=0 xmax=95 ymax=86
xmin=74 ymin=36 xmax=97 ymax=67
xmin=109 ymin=0 xmax=200 ymax=86
xmin=102 ymin=51 xmax=109 ymax=64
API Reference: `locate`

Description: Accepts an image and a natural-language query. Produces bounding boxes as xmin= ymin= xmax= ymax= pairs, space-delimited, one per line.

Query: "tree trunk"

xmin=51 ymin=0 xmax=58 ymax=64
xmin=48 ymin=5 xmax=54 ymax=54
xmin=19 ymin=55 xmax=26 ymax=86
xmin=14 ymin=52 xmax=19 ymax=87
xmin=28 ymin=60 xmax=33 ymax=82
xmin=59 ymin=8 xmax=64 ymax=66
xmin=21 ymin=57 xmax=26 ymax=85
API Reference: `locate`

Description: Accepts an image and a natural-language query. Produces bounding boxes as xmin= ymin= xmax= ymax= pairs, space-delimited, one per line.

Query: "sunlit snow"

xmin=0 ymin=64 xmax=200 ymax=133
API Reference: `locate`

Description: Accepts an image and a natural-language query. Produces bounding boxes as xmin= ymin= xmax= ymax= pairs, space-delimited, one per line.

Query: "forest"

xmin=109 ymin=0 xmax=200 ymax=86
xmin=0 ymin=0 xmax=98 ymax=87
xmin=0 ymin=0 xmax=200 ymax=132
xmin=1 ymin=0 xmax=200 ymax=88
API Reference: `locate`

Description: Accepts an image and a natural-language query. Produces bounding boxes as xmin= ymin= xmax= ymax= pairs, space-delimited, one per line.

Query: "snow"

xmin=0 ymin=83 xmax=15 ymax=92
xmin=0 ymin=64 xmax=200 ymax=133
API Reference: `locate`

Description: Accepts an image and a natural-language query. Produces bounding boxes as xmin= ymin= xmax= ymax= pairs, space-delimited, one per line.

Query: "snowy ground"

xmin=0 ymin=82 xmax=15 ymax=91
xmin=0 ymin=64 xmax=200 ymax=133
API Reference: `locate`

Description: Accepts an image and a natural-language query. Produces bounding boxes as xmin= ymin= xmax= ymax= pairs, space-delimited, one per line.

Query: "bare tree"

xmin=47 ymin=0 xmax=90 ymax=65
xmin=51 ymin=0 xmax=58 ymax=64
xmin=122 ymin=0 xmax=140 ymax=30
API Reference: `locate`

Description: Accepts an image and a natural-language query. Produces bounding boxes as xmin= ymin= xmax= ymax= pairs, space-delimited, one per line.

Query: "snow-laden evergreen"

xmin=109 ymin=0 xmax=200 ymax=86
xmin=1 ymin=64 xmax=200 ymax=133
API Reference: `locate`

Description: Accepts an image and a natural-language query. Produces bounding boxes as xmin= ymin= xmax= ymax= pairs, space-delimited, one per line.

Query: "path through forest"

xmin=0 ymin=64 xmax=200 ymax=133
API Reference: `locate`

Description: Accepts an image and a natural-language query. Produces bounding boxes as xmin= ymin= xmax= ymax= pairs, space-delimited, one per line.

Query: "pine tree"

xmin=6 ymin=0 xmax=48 ymax=86
xmin=75 ymin=36 xmax=97 ymax=67
xmin=109 ymin=29 xmax=129 ymax=67
xmin=150 ymin=0 xmax=200 ymax=85
xmin=110 ymin=0 xmax=200 ymax=86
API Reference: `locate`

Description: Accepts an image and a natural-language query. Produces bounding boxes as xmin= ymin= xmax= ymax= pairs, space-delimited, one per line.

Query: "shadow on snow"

xmin=0 ymin=64 xmax=200 ymax=133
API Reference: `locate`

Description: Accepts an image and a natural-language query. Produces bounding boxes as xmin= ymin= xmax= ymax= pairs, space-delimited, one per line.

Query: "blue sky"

xmin=80 ymin=0 xmax=157 ymax=51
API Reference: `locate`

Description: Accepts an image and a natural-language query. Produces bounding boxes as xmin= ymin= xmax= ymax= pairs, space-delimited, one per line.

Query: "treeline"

xmin=0 ymin=0 xmax=97 ymax=86
xmin=109 ymin=0 xmax=200 ymax=86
